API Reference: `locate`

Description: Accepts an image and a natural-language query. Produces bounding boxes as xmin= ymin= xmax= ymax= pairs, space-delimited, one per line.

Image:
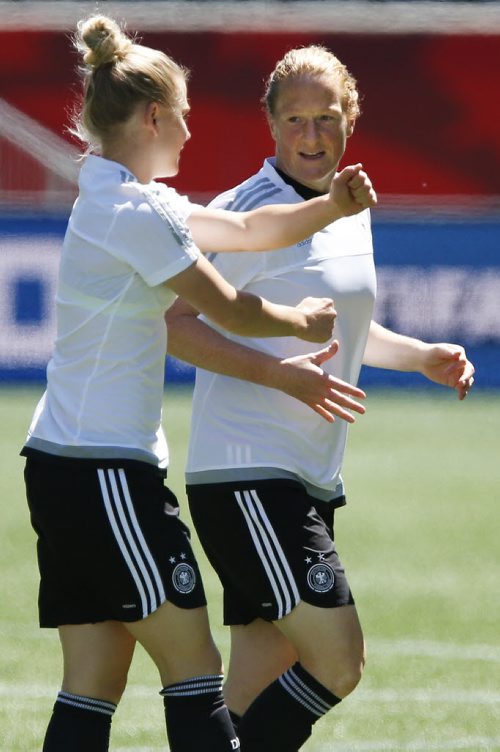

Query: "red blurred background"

xmin=1 ymin=28 xmax=499 ymax=200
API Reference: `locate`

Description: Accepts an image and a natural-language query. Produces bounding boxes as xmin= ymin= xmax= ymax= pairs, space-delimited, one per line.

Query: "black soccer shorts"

xmin=25 ymin=455 xmax=207 ymax=627
xmin=187 ymin=479 xmax=354 ymax=625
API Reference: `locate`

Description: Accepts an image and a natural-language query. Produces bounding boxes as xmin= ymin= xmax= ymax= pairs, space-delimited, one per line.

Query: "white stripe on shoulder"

xmin=229 ymin=178 xmax=283 ymax=212
xmin=141 ymin=185 xmax=194 ymax=248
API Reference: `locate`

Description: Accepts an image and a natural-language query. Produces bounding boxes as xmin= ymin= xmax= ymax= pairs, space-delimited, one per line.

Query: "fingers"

xmin=306 ymin=374 xmax=367 ymax=423
xmin=297 ymin=296 xmax=337 ymax=342
xmin=457 ymin=373 xmax=475 ymax=400
xmin=312 ymin=395 xmax=364 ymax=424
xmin=310 ymin=340 xmax=339 ymax=366
xmin=312 ymin=384 xmax=366 ymax=423
xmin=443 ymin=349 xmax=475 ymax=400
xmin=347 ymin=169 xmax=378 ymax=209
xmin=336 ymin=163 xmax=363 ymax=185
xmin=326 ymin=390 xmax=366 ymax=416
xmin=311 ymin=403 xmax=336 ymax=423
xmin=326 ymin=374 xmax=366 ymax=399
xmin=311 ymin=399 xmax=357 ymax=424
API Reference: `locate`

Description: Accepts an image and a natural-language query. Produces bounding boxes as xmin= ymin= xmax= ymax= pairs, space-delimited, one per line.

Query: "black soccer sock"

xmin=161 ymin=674 xmax=240 ymax=751
xmin=42 ymin=691 xmax=116 ymax=751
xmin=237 ymin=662 xmax=341 ymax=751
xmin=228 ymin=708 xmax=242 ymax=732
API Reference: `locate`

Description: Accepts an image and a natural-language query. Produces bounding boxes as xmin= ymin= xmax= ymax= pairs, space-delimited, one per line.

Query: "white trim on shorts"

xmin=234 ymin=488 xmax=301 ymax=619
xmin=98 ymin=467 xmax=166 ymax=618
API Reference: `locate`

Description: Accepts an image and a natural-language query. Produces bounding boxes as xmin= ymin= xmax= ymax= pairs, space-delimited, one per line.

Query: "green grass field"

xmin=1 ymin=385 xmax=499 ymax=751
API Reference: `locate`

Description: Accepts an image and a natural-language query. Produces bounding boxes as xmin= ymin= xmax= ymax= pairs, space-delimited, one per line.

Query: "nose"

xmin=302 ymin=119 xmax=320 ymax=145
xmin=184 ymin=122 xmax=191 ymax=142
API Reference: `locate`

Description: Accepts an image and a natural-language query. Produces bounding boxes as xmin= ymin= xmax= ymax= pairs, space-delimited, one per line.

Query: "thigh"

xmin=225 ymin=619 xmax=298 ymax=715
xmin=125 ymin=601 xmax=222 ymax=687
xmin=59 ymin=621 xmax=136 ymax=703
xmin=278 ymin=601 xmax=365 ymax=696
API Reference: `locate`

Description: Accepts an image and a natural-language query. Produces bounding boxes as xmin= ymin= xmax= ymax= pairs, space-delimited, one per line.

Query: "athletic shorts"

xmin=187 ymin=479 xmax=354 ymax=625
xmin=24 ymin=455 xmax=207 ymax=627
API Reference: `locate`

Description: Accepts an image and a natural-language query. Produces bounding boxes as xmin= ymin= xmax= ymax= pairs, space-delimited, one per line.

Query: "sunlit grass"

xmin=1 ymin=386 xmax=499 ymax=750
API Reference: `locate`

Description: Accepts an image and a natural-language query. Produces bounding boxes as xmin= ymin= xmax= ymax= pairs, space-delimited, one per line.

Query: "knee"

xmin=97 ymin=671 xmax=129 ymax=704
xmin=329 ymin=652 xmax=365 ymax=698
xmin=157 ymin=638 xmax=223 ymax=687
xmin=63 ymin=665 xmax=130 ymax=705
xmin=306 ymin=644 xmax=366 ymax=699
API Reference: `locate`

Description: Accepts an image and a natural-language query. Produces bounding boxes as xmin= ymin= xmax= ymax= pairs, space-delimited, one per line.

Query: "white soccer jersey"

xmin=186 ymin=158 xmax=376 ymax=499
xmin=24 ymin=155 xmax=200 ymax=468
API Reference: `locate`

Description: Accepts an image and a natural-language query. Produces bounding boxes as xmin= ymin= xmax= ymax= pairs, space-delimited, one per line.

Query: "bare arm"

xmin=363 ymin=320 xmax=475 ymax=400
xmin=187 ymin=164 xmax=377 ymax=253
xmin=167 ymin=254 xmax=335 ymax=342
xmin=165 ymin=296 xmax=366 ymax=423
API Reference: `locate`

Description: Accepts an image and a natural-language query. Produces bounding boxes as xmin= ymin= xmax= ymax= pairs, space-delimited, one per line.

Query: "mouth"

xmin=299 ymin=151 xmax=325 ymax=161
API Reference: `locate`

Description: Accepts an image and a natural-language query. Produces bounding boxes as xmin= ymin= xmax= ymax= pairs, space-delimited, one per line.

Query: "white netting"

xmin=0 ymin=98 xmax=79 ymax=209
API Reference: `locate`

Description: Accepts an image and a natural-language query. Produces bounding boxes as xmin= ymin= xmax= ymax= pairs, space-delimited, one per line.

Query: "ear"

xmin=144 ymin=101 xmax=160 ymax=133
xmin=346 ymin=118 xmax=355 ymax=138
xmin=267 ymin=113 xmax=278 ymax=142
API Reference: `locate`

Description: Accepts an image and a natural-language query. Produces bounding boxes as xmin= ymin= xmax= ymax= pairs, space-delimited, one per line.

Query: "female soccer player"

xmin=166 ymin=45 xmax=475 ymax=751
xmin=21 ymin=20 xmax=376 ymax=752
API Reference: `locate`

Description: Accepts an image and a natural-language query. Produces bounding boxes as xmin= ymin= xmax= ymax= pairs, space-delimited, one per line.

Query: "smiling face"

xmin=269 ymin=74 xmax=353 ymax=193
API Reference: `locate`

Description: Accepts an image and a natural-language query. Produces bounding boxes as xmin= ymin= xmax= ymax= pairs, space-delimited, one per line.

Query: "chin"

xmin=154 ymin=166 xmax=179 ymax=180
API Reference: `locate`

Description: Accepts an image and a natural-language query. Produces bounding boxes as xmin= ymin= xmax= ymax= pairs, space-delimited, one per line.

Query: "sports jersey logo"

xmin=172 ymin=563 xmax=196 ymax=594
xmin=297 ymin=236 xmax=312 ymax=247
xmin=307 ymin=563 xmax=335 ymax=592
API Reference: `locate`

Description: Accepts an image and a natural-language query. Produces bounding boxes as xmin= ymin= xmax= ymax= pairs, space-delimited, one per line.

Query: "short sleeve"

xmin=105 ymin=184 xmax=200 ymax=287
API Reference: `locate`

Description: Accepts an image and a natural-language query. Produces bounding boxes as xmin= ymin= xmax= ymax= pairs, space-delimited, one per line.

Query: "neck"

xmin=274 ymin=166 xmax=326 ymax=199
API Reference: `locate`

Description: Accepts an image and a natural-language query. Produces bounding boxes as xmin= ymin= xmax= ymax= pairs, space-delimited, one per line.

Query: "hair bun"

xmin=77 ymin=15 xmax=131 ymax=69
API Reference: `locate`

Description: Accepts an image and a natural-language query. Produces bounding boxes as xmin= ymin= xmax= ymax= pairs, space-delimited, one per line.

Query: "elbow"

xmin=164 ymin=307 xmax=176 ymax=330
xmin=164 ymin=311 xmax=190 ymax=357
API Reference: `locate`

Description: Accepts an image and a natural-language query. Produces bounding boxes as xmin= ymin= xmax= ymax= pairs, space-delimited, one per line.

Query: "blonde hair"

xmin=263 ymin=45 xmax=360 ymax=123
xmin=72 ymin=15 xmax=189 ymax=150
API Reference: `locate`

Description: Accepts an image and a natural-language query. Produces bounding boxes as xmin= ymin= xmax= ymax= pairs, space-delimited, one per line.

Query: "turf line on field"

xmin=318 ymin=738 xmax=500 ymax=751
xmin=111 ymin=741 xmax=500 ymax=752
xmin=3 ymin=683 xmax=500 ymax=705
xmin=357 ymin=688 xmax=500 ymax=704
xmin=370 ymin=638 xmax=500 ymax=662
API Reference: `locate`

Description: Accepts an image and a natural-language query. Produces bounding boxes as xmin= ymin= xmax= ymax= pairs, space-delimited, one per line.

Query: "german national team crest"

xmin=307 ymin=562 xmax=335 ymax=593
xmin=172 ymin=562 xmax=196 ymax=594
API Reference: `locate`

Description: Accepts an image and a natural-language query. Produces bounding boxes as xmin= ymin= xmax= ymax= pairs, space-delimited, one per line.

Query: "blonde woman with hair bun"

xmin=21 ymin=16 xmax=377 ymax=752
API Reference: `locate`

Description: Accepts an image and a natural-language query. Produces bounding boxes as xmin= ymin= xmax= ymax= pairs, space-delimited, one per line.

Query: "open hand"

xmin=420 ymin=343 xmax=475 ymax=400
xmin=279 ymin=340 xmax=366 ymax=422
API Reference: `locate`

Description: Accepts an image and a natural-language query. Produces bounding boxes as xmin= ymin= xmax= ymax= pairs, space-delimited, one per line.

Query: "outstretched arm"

xmin=165 ymin=297 xmax=366 ymax=423
xmin=363 ymin=321 xmax=475 ymax=400
xmin=187 ymin=164 xmax=376 ymax=253
xmin=167 ymin=254 xmax=335 ymax=343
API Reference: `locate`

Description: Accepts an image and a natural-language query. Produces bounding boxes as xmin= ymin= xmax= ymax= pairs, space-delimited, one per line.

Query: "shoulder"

xmin=210 ymin=160 xmax=288 ymax=212
xmin=115 ymin=181 xmax=198 ymax=249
